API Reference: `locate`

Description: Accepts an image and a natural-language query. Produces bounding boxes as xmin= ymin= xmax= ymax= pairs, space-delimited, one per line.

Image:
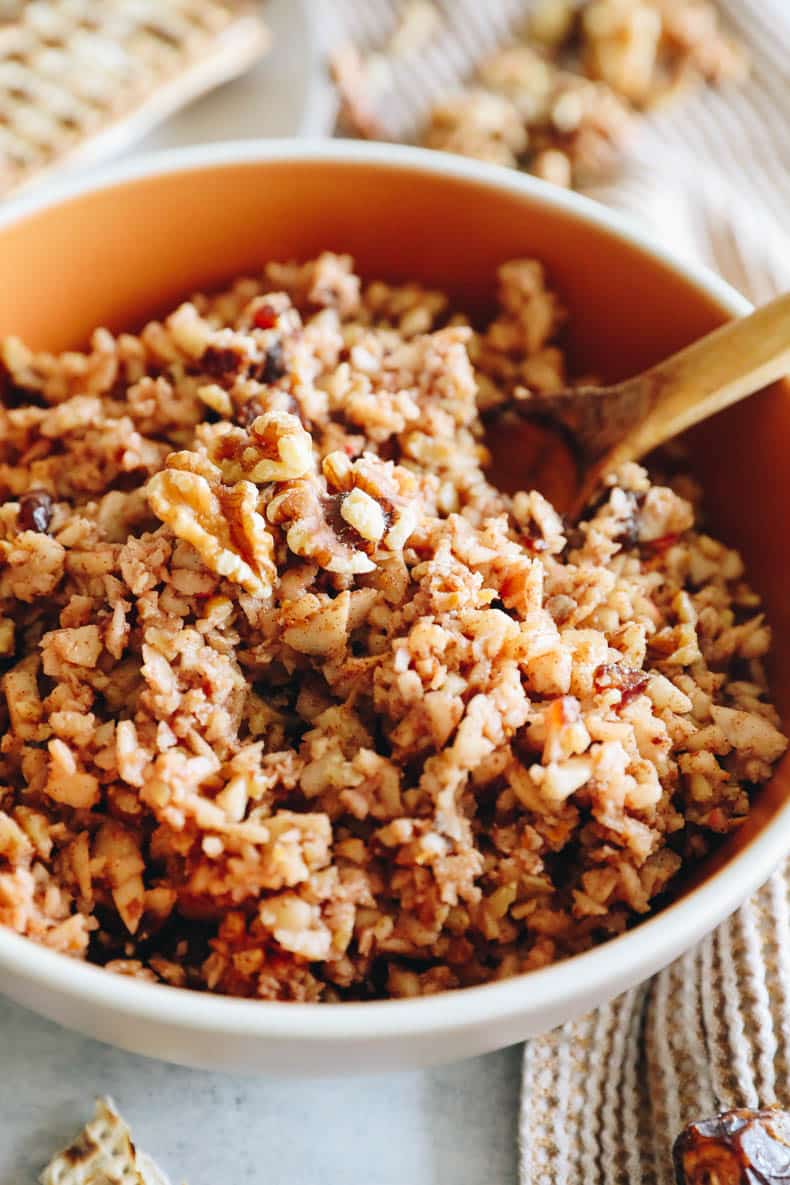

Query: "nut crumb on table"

xmin=332 ymin=0 xmax=747 ymax=189
xmin=0 ymin=252 xmax=785 ymax=1002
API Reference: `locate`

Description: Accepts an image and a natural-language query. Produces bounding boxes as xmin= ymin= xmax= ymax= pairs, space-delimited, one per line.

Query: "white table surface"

xmin=0 ymin=9 xmax=522 ymax=1182
xmin=0 ymin=996 xmax=521 ymax=1184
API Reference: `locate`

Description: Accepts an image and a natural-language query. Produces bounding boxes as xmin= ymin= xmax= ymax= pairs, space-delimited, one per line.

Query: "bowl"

xmin=1 ymin=141 xmax=789 ymax=1075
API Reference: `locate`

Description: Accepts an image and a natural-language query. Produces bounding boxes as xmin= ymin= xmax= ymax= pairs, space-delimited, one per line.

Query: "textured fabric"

xmin=521 ymin=875 xmax=790 ymax=1184
xmin=321 ymin=0 xmax=790 ymax=300
xmin=320 ymin=2 xmax=790 ymax=1181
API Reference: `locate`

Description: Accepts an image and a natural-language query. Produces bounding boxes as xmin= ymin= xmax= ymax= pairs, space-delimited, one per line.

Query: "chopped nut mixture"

xmin=333 ymin=0 xmax=746 ymax=189
xmin=0 ymin=252 xmax=785 ymax=1001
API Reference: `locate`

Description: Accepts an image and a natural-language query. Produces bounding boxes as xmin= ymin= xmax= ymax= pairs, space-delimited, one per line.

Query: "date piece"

xmin=674 ymin=1108 xmax=790 ymax=1185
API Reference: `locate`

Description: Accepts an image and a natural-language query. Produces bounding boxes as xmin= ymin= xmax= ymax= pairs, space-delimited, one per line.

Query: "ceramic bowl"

xmin=1 ymin=141 xmax=789 ymax=1074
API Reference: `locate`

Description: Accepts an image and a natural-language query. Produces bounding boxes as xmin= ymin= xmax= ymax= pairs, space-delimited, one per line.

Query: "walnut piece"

xmin=415 ymin=0 xmax=743 ymax=189
xmin=208 ymin=410 xmax=313 ymax=485
xmin=148 ymin=452 xmax=276 ymax=599
xmin=423 ymin=89 xmax=529 ymax=168
xmin=582 ymin=0 xmax=663 ymax=104
xmin=268 ymin=451 xmax=419 ymax=575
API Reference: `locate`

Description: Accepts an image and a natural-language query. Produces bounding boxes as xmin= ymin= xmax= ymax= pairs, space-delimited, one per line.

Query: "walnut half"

xmin=148 ymin=451 xmax=276 ymax=599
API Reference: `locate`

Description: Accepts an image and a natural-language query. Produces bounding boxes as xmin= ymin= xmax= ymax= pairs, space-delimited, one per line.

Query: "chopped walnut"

xmin=44 ymin=738 xmax=100 ymax=809
xmin=421 ymin=47 xmax=632 ymax=186
xmin=94 ymin=821 xmax=145 ymax=934
xmin=531 ymin=147 xmax=573 ymax=188
xmin=582 ymin=0 xmax=664 ymax=104
xmin=208 ymin=410 xmax=314 ymax=486
xmin=374 ymin=0 xmax=747 ymax=189
xmin=530 ymin=70 xmax=634 ymax=183
xmin=258 ymin=892 xmax=333 ymax=961
xmin=387 ymin=0 xmax=441 ymax=56
xmin=147 ymin=452 xmax=276 ymax=599
xmin=477 ymin=46 xmax=554 ymax=120
xmin=330 ymin=42 xmax=388 ymax=140
xmin=268 ymin=451 xmax=419 ymax=576
xmin=423 ymin=89 xmax=528 ymax=168
xmin=529 ymin=0 xmax=577 ymax=48
xmin=197 ymin=383 xmax=233 ymax=419
xmin=655 ymin=0 xmax=747 ymax=86
xmin=264 ymin=253 xmax=362 ymax=319
xmin=340 ymin=487 xmax=388 ymax=544
xmin=269 ymin=479 xmax=373 ymax=576
xmin=3 ymin=654 xmax=45 ymax=740
xmin=281 ymin=590 xmax=352 ymax=657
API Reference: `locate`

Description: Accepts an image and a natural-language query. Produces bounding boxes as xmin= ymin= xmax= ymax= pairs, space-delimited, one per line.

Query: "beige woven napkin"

xmin=319 ymin=2 xmax=790 ymax=1180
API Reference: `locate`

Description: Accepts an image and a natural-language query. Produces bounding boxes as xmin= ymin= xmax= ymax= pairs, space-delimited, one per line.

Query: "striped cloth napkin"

xmin=320 ymin=2 xmax=790 ymax=1181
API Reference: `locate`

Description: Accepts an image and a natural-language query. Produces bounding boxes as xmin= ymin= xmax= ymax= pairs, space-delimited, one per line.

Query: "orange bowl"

xmin=0 ymin=141 xmax=788 ymax=1073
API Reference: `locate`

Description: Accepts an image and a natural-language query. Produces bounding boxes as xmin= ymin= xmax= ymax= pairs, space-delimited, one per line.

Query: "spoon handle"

xmin=569 ymin=290 xmax=790 ymax=515
xmin=607 ymin=289 xmax=790 ymax=468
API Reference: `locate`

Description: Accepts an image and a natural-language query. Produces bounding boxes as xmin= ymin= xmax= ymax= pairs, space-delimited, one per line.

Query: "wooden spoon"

xmin=485 ymin=290 xmax=790 ymax=518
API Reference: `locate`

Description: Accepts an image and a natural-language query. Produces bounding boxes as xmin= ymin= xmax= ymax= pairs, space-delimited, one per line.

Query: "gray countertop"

xmin=0 ymin=996 xmax=521 ymax=1185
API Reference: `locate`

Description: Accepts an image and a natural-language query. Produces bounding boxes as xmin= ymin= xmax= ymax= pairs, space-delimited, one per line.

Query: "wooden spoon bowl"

xmin=489 ymin=291 xmax=790 ymax=516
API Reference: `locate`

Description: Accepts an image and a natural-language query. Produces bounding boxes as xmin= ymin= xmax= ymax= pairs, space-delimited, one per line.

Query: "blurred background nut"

xmin=528 ymin=0 xmax=577 ymax=48
xmin=478 ymin=47 xmax=554 ymax=122
xmin=422 ymin=89 xmax=528 ymax=167
xmin=582 ymin=0 xmax=663 ymax=104
xmin=334 ymin=0 xmax=747 ymax=190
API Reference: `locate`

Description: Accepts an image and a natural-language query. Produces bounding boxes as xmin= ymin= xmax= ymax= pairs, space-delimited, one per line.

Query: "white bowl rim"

xmin=2 ymin=137 xmax=782 ymax=1046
